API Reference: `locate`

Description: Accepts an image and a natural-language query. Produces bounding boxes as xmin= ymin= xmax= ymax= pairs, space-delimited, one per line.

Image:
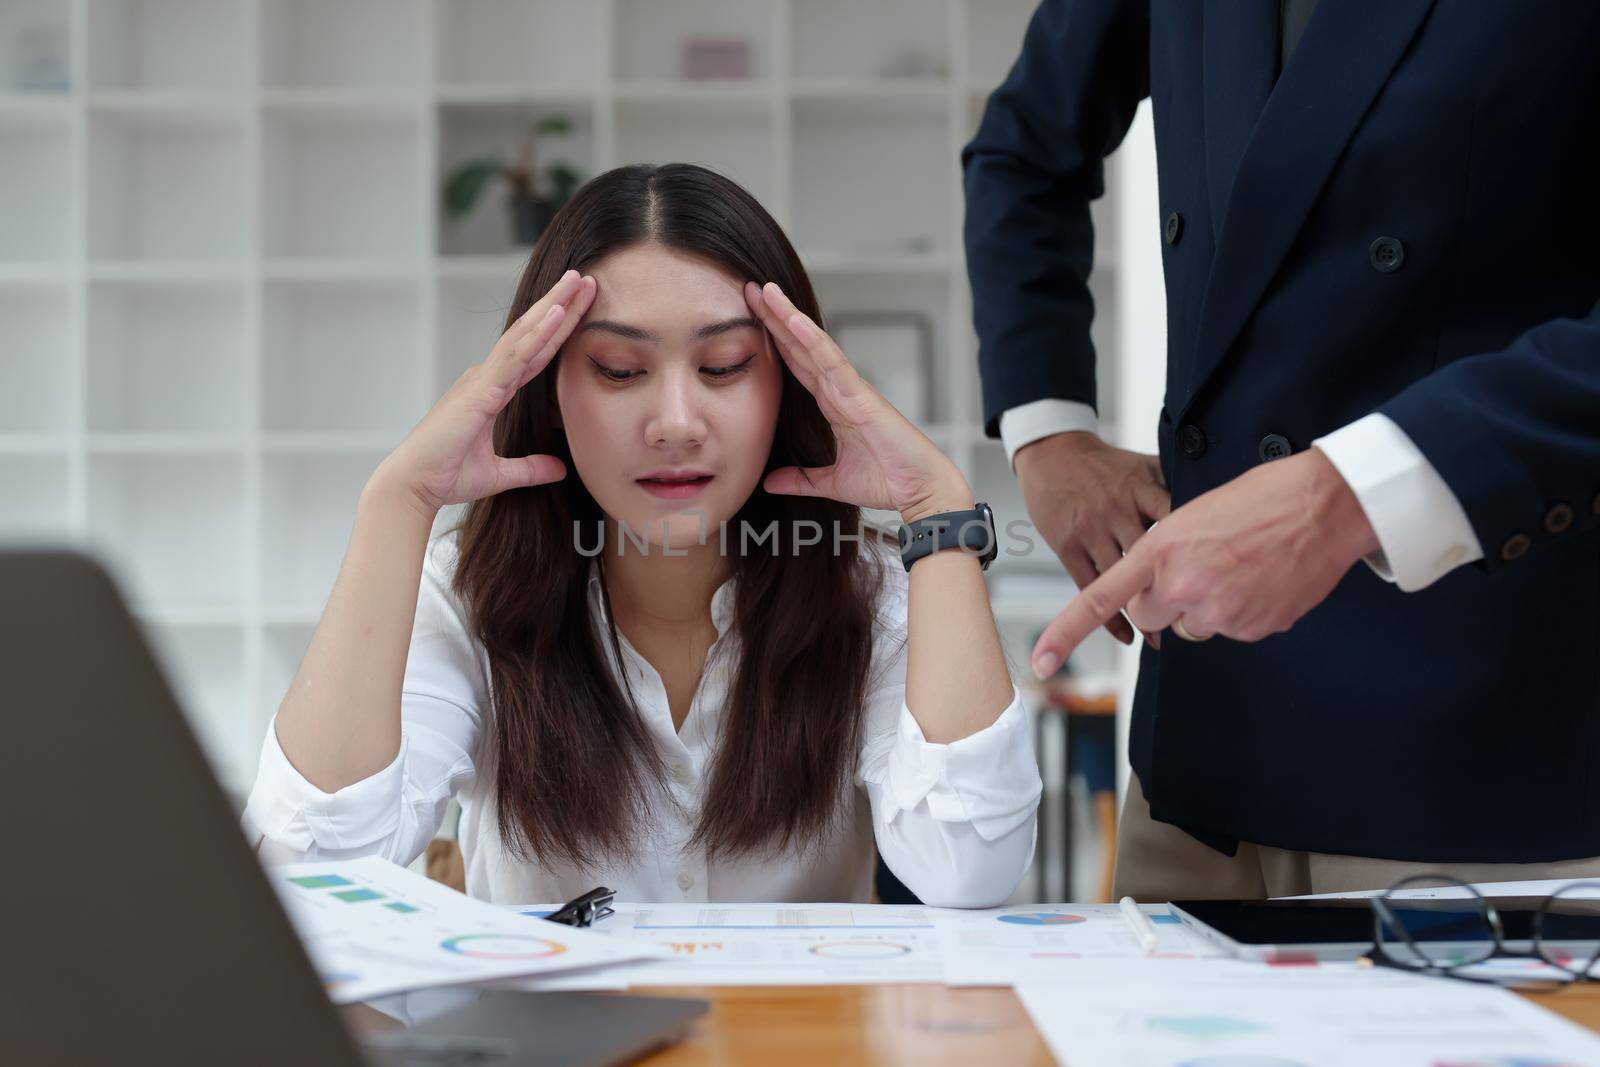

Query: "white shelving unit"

xmin=0 ymin=0 xmax=1134 ymax=804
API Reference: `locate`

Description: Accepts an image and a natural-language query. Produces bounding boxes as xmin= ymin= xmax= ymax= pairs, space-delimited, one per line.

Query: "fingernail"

xmin=1032 ymin=651 xmax=1061 ymax=679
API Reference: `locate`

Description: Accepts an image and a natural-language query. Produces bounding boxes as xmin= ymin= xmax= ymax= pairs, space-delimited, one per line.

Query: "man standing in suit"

xmin=964 ymin=0 xmax=1600 ymax=900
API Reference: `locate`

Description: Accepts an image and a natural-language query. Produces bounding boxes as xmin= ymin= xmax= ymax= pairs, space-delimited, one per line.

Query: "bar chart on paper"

xmin=269 ymin=856 xmax=661 ymax=1002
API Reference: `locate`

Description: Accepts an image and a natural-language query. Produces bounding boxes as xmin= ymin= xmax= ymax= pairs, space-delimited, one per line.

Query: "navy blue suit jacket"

xmin=963 ymin=0 xmax=1600 ymax=861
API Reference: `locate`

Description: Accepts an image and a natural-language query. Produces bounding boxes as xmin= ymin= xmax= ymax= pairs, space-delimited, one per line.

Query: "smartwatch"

xmin=897 ymin=502 xmax=998 ymax=572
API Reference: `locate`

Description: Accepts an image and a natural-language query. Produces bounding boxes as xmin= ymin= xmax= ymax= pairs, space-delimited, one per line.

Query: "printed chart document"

xmin=932 ymin=903 xmax=1225 ymax=987
xmin=1016 ymin=962 xmax=1600 ymax=1067
xmin=267 ymin=856 xmax=666 ymax=1003
xmin=503 ymin=902 xmax=944 ymax=987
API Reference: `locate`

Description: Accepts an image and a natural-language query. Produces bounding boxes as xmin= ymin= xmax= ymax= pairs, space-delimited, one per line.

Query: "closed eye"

xmin=701 ymin=353 xmax=757 ymax=379
xmin=588 ymin=356 xmax=642 ymax=382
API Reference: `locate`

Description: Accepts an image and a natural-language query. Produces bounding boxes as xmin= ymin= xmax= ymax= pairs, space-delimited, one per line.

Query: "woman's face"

xmin=555 ymin=242 xmax=784 ymax=550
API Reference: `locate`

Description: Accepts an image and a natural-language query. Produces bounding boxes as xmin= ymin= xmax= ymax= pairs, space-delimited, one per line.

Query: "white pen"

xmin=1119 ymin=895 xmax=1159 ymax=957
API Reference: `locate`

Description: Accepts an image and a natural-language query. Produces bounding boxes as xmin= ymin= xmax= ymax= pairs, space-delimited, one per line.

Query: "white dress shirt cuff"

xmin=242 ymin=716 xmax=407 ymax=853
xmin=876 ymin=688 xmax=1042 ymax=840
xmin=1312 ymin=413 xmax=1485 ymax=592
xmin=998 ymin=399 xmax=1099 ymax=469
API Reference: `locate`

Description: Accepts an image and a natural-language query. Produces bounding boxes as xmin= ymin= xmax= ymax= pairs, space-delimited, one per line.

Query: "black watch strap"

xmin=897 ymin=502 xmax=997 ymax=572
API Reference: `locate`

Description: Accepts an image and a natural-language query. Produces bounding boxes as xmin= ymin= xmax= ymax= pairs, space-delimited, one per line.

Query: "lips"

xmin=636 ymin=471 xmax=714 ymax=499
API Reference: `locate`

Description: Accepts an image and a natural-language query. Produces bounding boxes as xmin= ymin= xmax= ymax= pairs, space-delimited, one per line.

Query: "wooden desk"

xmin=624 ymin=982 xmax=1600 ymax=1065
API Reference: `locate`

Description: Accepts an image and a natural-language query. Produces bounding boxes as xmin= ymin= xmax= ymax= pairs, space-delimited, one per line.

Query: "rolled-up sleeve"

xmin=857 ymin=550 xmax=1043 ymax=908
xmin=241 ymin=533 xmax=486 ymax=867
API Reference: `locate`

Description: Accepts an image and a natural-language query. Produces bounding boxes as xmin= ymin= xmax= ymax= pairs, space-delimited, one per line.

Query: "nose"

xmin=643 ymin=367 xmax=708 ymax=449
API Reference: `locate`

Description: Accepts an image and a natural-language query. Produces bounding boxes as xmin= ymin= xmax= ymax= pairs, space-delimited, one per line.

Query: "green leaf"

xmin=442 ymin=158 xmax=505 ymax=219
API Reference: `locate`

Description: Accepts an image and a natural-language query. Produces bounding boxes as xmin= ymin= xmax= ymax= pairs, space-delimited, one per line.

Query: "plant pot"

xmin=511 ymin=194 xmax=555 ymax=246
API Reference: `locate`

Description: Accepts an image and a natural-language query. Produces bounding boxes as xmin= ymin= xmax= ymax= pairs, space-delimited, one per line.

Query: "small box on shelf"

xmin=0 ymin=283 xmax=71 ymax=433
xmin=261 ymin=0 xmax=423 ymax=89
xmin=89 ymin=108 xmax=247 ymax=261
xmin=263 ymin=108 xmax=422 ymax=261
xmin=87 ymin=0 xmax=249 ymax=92
xmin=88 ymin=281 xmax=246 ymax=434
xmin=810 ymin=270 xmax=954 ymax=427
xmin=435 ymin=0 xmax=600 ymax=89
xmin=0 ymin=0 xmax=71 ymax=94
xmin=613 ymin=0 xmax=772 ymax=84
xmin=87 ymin=452 xmax=247 ymax=606
xmin=260 ymin=451 xmax=388 ymax=610
xmin=262 ymin=278 xmax=425 ymax=434
xmin=0 ymin=114 xmax=71 ymax=261
xmin=792 ymin=0 xmax=950 ymax=82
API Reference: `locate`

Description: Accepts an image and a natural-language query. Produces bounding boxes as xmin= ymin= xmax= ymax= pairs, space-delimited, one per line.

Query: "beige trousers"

xmin=1113 ymin=774 xmax=1600 ymax=902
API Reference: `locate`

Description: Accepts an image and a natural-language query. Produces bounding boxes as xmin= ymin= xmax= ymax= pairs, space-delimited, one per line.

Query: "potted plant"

xmin=443 ymin=115 xmax=585 ymax=246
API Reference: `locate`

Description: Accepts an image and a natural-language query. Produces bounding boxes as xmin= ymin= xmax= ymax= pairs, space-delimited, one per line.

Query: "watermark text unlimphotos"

xmin=573 ymin=509 xmax=1040 ymax=559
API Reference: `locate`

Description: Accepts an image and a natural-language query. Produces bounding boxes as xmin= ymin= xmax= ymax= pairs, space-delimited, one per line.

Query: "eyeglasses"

xmin=1365 ymin=875 xmax=1600 ymax=986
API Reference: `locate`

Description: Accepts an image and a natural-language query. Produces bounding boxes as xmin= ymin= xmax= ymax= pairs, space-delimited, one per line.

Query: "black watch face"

xmin=976 ymin=502 xmax=998 ymax=565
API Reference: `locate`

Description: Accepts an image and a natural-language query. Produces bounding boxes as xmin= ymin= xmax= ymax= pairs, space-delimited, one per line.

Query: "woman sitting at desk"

xmin=244 ymin=163 xmax=1040 ymax=909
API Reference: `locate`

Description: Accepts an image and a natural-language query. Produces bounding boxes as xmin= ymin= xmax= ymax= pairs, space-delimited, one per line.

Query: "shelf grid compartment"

xmin=87 ymin=452 xmax=246 ymax=606
xmin=613 ymin=0 xmax=773 ymax=84
xmin=615 ymin=96 xmax=775 ymax=208
xmin=0 ymin=0 xmax=71 ymax=93
xmin=809 ymin=271 xmax=953 ymax=432
xmin=792 ymin=0 xmax=950 ymax=81
xmin=0 ymin=284 xmax=72 ymax=433
xmin=792 ymin=96 xmax=950 ymax=259
xmin=263 ymin=107 xmax=422 ymax=261
xmin=0 ymin=115 xmax=71 ymax=261
xmin=86 ymin=0 xmax=249 ymax=91
xmin=260 ymin=451 xmax=387 ymax=610
xmin=964 ymin=0 xmax=1038 ymax=84
xmin=144 ymin=622 xmax=250 ymax=794
xmin=261 ymin=278 xmax=424 ymax=434
xmin=88 ymin=108 xmax=248 ymax=262
xmin=87 ymin=280 xmax=246 ymax=433
xmin=0 ymin=454 xmax=70 ymax=541
xmin=261 ymin=0 xmax=424 ymax=89
xmin=436 ymin=273 xmax=518 ymax=393
xmin=435 ymin=0 xmax=601 ymax=88
xmin=438 ymin=100 xmax=597 ymax=258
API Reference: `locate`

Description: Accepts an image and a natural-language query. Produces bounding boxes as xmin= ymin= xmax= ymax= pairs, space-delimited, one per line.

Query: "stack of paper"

xmin=267 ymin=856 xmax=667 ymax=1003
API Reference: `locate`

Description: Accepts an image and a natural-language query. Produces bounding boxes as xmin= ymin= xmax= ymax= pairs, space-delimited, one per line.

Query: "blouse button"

xmin=676 ymin=870 xmax=695 ymax=892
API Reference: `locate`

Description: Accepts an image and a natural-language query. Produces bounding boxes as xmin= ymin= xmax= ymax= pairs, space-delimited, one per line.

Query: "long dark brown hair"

xmin=451 ymin=163 xmax=886 ymax=871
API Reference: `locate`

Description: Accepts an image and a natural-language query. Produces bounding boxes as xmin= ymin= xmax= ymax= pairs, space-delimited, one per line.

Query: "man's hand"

xmin=1029 ymin=448 xmax=1382 ymax=676
xmin=1015 ymin=431 xmax=1171 ymax=644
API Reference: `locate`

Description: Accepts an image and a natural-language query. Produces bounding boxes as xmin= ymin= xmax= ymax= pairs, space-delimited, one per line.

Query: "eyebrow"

xmin=577 ymin=316 xmax=762 ymax=343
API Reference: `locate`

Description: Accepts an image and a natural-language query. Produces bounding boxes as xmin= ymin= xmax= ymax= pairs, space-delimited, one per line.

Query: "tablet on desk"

xmin=1171 ymin=897 xmax=1600 ymax=963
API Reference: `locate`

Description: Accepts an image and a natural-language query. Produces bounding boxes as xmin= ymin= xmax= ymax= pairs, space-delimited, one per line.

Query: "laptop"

xmin=0 ymin=548 xmax=706 ymax=1066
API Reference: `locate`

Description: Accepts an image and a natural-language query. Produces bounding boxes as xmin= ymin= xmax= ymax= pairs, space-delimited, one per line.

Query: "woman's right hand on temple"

xmin=379 ymin=269 xmax=597 ymax=515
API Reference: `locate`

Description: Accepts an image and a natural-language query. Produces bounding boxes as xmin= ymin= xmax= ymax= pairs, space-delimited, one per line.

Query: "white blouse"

xmin=243 ymin=531 xmax=1042 ymax=909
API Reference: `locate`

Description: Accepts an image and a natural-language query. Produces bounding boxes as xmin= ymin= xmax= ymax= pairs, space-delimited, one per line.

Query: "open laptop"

xmin=0 ymin=548 xmax=705 ymax=1066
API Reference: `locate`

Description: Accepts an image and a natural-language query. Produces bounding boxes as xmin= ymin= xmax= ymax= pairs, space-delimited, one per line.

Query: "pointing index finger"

xmin=1031 ymin=549 xmax=1158 ymax=676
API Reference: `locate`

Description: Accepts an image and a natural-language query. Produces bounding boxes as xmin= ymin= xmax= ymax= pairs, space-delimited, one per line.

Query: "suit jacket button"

xmin=1500 ymin=533 xmax=1531 ymax=561
xmin=1544 ymin=503 xmax=1575 ymax=534
xmin=1178 ymin=423 xmax=1207 ymax=457
xmin=1369 ymin=236 xmax=1405 ymax=273
xmin=1164 ymin=211 xmax=1184 ymax=246
xmin=1258 ymin=434 xmax=1293 ymax=462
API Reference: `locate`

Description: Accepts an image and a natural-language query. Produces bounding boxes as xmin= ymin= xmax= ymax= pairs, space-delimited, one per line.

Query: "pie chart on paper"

xmin=997 ymin=912 xmax=1088 ymax=926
